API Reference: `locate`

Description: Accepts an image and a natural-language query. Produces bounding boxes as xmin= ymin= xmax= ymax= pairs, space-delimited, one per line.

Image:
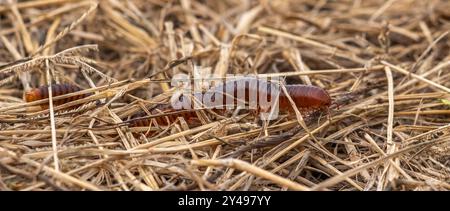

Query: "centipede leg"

xmin=326 ymin=107 xmax=332 ymax=122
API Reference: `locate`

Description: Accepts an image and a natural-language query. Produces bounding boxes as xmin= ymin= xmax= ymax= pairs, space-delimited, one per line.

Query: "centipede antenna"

xmin=147 ymin=56 xmax=193 ymax=79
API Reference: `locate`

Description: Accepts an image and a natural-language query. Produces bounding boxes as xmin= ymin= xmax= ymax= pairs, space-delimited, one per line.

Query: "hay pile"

xmin=0 ymin=0 xmax=449 ymax=191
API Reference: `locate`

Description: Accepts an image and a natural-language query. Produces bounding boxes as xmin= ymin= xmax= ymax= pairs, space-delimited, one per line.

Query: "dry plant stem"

xmin=130 ymin=117 xmax=242 ymax=150
xmin=224 ymin=118 xmax=341 ymax=190
xmin=382 ymin=61 xmax=450 ymax=93
xmin=0 ymin=147 xmax=101 ymax=190
xmin=380 ymin=66 xmax=397 ymax=189
xmin=369 ymin=0 xmax=397 ymax=22
xmin=31 ymin=2 xmax=98 ymax=56
xmin=265 ymin=117 xmax=339 ymax=165
xmin=258 ymin=26 xmax=334 ymax=52
xmin=257 ymin=26 xmax=365 ymax=64
xmin=364 ymin=134 xmax=412 ymax=181
xmin=191 ymin=159 xmax=310 ymax=191
xmin=0 ymin=0 xmax=448 ymax=191
xmin=0 ymin=0 xmax=78 ymax=12
xmin=280 ymin=84 xmax=316 ymax=142
xmin=43 ymin=17 xmax=61 ymax=56
xmin=0 ymin=35 xmax=30 ymax=90
xmin=312 ymin=133 xmax=449 ymax=190
xmin=45 ymin=59 xmax=59 ymax=172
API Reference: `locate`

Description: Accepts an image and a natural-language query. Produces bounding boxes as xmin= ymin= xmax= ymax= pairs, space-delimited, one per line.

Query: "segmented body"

xmin=128 ymin=105 xmax=202 ymax=127
xmin=127 ymin=78 xmax=332 ymax=129
xmin=24 ymin=83 xmax=87 ymax=110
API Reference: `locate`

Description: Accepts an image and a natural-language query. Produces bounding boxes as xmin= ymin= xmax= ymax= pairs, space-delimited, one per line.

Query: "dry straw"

xmin=0 ymin=0 xmax=449 ymax=191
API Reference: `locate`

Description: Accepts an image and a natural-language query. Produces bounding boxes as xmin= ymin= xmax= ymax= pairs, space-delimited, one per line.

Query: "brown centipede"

xmin=179 ymin=77 xmax=332 ymax=113
xmin=126 ymin=77 xmax=333 ymax=131
xmin=24 ymin=83 xmax=88 ymax=110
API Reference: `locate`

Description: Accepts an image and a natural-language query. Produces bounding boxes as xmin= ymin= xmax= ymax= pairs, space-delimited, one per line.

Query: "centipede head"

xmin=24 ymin=88 xmax=40 ymax=102
xmin=330 ymin=99 xmax=340 ymax=110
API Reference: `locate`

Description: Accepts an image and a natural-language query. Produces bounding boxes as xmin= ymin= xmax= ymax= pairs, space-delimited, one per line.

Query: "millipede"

xmin=126 ymin=78 xmax=333 ymax=131
xmin=24 ymin=83 xmax=88 ymax=110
